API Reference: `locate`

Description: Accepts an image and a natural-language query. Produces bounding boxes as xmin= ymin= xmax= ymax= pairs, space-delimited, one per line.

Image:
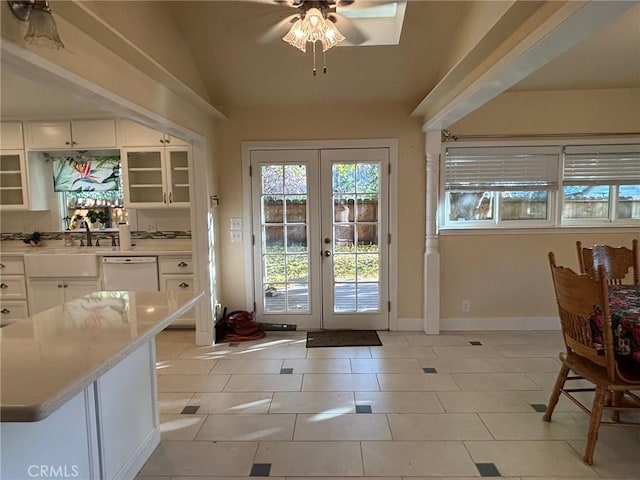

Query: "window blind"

xmin=444 ymin=147 xmax=560 ymax=191
xmin=563 ymin=144 xmax=640 ymax=185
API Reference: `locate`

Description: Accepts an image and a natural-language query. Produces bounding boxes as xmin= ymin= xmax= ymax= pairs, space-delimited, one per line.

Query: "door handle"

xmin=322 ymin=250 xmax=332 ymax=257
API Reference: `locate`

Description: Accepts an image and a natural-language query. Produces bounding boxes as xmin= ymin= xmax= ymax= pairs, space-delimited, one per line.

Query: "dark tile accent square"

xmin=469 ymin=341 xmax=483 ymax=346
xmin=280 ymin=367 xmax=294 ymax=374
xmin=250 ymin=463 xmax=271 ymax=477
xmin=423 ymin=367 xmax=438 ymax=373
xmin=180 ymin=405 xmax=200 ymax=414
xmin=531 ymin=403 xmax=547 ymax=412
xmin=355 ymin=404 xmax=372 ymax=414
xmin=228 ymin=342 xmax=240 ymax=347
xmin=476 ymin=463 xmax=501 ymax=477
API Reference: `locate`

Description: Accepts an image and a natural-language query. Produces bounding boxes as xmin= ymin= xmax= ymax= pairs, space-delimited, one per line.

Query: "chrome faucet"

xmin=83 ymin=221 xmax=92 ymax=247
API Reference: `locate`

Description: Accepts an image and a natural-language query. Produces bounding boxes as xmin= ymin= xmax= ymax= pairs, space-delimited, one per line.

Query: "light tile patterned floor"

xmin=137 ymin=330 xmax=640 ymax=479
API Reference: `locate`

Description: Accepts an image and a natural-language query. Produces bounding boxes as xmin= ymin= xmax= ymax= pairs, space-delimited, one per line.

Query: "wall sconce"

xmin=7 ymin=0 xmax=64 ymax=49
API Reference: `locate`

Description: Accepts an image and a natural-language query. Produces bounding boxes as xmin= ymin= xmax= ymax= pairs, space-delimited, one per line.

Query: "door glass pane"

xmin=331 ymin=162 xmax=381 ymax=312
xmin=261 ymin=164 xmax=310 ymax=313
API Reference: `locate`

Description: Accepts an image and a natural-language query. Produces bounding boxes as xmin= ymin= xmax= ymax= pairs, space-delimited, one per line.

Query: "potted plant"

xmin=86 ymin=210 xmax=109 ymax=229
xmin=23 ymin=231 xmax=42 ymax=247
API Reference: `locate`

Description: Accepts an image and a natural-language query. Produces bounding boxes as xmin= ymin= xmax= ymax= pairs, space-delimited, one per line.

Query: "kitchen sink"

xmin=24 ymin=250 xmax=99 ymax=277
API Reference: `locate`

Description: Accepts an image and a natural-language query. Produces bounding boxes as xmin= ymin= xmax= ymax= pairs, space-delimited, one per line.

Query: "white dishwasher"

xmin=102 ymin=257 xmax=159 ymax=291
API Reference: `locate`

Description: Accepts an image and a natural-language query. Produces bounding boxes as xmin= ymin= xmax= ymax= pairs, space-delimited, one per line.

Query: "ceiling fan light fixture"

xmin=282 ymin=5 xmax=345 ymax=75
xmin=7 ymin=0 xmax=64 ymax=49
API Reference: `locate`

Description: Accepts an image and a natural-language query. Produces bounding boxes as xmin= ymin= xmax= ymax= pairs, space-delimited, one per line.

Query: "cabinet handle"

xmin=1 ymin=308 xmax=10 ymax=314
xmin=0 ymin=263 xmax=5 ymax=268
xmin=65 ymin=141 xmax=71 ymax=145
xmin=58 ymin=283 xmax=63 ymax=288
xmin=169 ymin=192 xmax=173 ymax=203
xmin=178 ymin=261 xmax=188 ymax=267
xmin=63 ymin=283 xmax=68 ymax=288
xmin=72 ymin=141 xmax=77 ymax=145
xmin=178 ymin=282 xmax=190 ymax=288
xmin=163 ymin=192 xmax=167 ymax=204
xmin=159 ymin=138 xmax=165 ymax=144
xmin=0 ymin=283 xmax=8 ymax=289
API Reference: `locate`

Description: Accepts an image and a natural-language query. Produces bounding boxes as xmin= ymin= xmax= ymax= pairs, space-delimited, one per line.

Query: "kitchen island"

xmin=0 ymin=290 xmax=204 ymax=480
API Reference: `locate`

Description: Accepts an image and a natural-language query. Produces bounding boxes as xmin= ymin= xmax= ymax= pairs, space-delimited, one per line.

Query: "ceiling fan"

xmin=259 ymin=0 xmax=370 ymax=75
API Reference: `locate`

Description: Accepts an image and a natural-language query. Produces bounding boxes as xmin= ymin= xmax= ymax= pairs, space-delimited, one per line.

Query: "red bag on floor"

xmin=223 ymin=310 xmax=265 ymax=342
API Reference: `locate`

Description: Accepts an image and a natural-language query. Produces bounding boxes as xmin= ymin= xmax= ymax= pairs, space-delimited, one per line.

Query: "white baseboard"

xmin=392 ymin=316 xmax=560 ymax=332
xmin=440 ymin=316 xmax=560 ymax=331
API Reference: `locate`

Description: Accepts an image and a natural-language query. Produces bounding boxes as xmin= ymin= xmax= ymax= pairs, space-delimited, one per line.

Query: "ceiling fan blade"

xmin=257 ymin=14 xmax=299 ymax=43
xmin=330 ymin=14 xmax=368 ymax=45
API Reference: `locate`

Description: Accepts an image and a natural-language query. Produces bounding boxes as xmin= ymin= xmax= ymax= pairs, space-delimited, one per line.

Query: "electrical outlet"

xmin=462 ymin=300 xmax=470 ymax=312
xmin=230 ymin=217 xmax=242 ymax=231
xmin=230 ymin=230 xmax=242 ymax=243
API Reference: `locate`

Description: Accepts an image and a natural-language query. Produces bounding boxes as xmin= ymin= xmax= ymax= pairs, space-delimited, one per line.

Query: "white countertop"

xmin=0 ymin=241 xmax=193 ymax=257
xmin=0 ymin=290 xmax=203 ymax=422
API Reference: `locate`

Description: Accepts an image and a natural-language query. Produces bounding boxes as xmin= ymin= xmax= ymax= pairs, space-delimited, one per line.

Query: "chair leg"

xmin=584 ymin=386 xmax=606 ymax=465
xmin=543 ymin=364 xmax=569 ymax=422
xmin=611 ymin=391 xmax=622 ymax=422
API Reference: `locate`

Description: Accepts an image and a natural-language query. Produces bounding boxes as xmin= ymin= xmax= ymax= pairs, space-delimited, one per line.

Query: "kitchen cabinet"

xmin=0 ymin=255 xmax=28 ymax=324
xmin=27 ymin=279 xmax=100 ymax=315
xmin=122 ymin=146 xmax=190 ymax=208
xmin=118 ymin=119 xmax=188 ymax=147
xmin=0 ymin=122 xmax=25 ymax=149
xmin=159 ymin=255 xmax=194 ymax=326
xmin=27 ymin=119 xmax=117 ymax=149
xmin=0 ymin=150 xmax=29 ymax=210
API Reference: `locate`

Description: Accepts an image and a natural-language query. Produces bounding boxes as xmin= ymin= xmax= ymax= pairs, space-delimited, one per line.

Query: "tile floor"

xmin=137 ymin=330 xmax=640 ymax=479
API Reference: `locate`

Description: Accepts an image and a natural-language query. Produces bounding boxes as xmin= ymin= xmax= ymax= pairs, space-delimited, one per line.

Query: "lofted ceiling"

xmin=1 ymin=1 xmax=639 ymax=121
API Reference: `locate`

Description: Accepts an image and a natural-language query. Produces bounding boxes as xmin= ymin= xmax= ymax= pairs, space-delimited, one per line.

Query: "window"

xmin=562 ymin=145 xmax=640 ymax=224
xmin=46 ymin=151 xmax=125 ymax=230
xmin=442 ymin=146 xmax=559 ymax=228
xmin=441 ymin=142 xmax=640 ymax=230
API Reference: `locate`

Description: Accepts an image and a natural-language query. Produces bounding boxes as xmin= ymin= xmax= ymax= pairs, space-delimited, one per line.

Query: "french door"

xmin=251 ymin=148 xmax=389 ymax=330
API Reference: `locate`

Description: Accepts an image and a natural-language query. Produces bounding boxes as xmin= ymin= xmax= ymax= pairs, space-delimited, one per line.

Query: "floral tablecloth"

xmin=608 ymin=284 xmax=640 ymax=363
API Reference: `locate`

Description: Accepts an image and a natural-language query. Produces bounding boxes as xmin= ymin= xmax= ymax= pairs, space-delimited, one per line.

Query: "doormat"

xmin=306 ymin=330 xmax=382 ymax=348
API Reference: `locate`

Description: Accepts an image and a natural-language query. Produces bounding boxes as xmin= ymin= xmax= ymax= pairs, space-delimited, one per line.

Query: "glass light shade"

xmin=322 ymin=20 xmax=345 ymax=51
xmin=24 ymin=7 xmax=64 ymax=49
xmin=283 ymin=18 xmax=307 ymax=52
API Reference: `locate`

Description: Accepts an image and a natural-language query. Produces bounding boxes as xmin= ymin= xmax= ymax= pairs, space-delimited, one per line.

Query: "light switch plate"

xmin=230 ymin=217 xmax=242 ymax=231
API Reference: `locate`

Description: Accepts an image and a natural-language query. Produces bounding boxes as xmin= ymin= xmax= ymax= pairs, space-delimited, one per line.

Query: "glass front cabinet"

xmin=0 ymin=150 xmax=29 ymax=210
xmin=121 ymin=147 xmax=190 ymax=208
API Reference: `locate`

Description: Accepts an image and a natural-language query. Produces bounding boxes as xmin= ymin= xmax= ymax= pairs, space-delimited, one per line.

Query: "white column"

xmin=423 ymin=130 xmax=441 ymax=334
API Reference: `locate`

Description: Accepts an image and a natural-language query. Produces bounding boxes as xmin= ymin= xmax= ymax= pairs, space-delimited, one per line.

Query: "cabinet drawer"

xmin=161 ymin=276 xmax=194 ymax=291
xmin=0 ymin=257 xmax=25 ymax=275
xmin=0 ymin=300 xmax=28 ymax=322
xmin=0 ymin=276 xmax=26 ymax=299
xmin=159 ymin=256 xmax=193 ymax=274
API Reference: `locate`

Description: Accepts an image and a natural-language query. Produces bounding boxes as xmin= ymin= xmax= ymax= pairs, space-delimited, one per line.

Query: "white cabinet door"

xmin=0 ymin=122 xmax=24 ymax=149
xmin=27 ymin=121 xmax=72 ymax=149
xmin=122 ymin=147 xmax=167 ymax=207
xmin=0 ymin=150 xmax=28 ymax=210
xmin=71 ymin=119 xmax=117 ymax=148
xmin=65 ymin=279 xmax=100 ymax=302
xmin=118 ymin=119 xmax=188 ymax=147
xmin=165 ymin=148 xmax=190 ymax=207
xmin=159 ymin=256 xmax=194 ymax=326
xmin=118 ymin=119 xmax=165 ymax=147
xmin=28 ymin=280 xmax=64 ymax=314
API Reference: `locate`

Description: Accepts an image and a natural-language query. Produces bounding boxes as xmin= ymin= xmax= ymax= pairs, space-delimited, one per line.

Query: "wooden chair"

xmin=545 ymin=252 xmax=640 ymax=464
xmin=576 ymin=239 xmax=639 ymax=285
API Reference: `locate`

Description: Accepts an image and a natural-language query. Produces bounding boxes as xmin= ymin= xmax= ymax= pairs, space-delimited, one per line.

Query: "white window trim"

xmin=439 ymin=137 xmax=640 ymax=231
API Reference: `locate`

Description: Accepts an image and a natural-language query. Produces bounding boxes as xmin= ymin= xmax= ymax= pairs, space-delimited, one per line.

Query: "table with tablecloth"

xmin=608 ymin=284 xmax=640 ymax=365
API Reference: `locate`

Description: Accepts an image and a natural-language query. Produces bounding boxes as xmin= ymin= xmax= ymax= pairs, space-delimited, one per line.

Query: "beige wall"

xmin=440 ymin=88 xmax=640 ymax=325
xmin=215 ymin=103 xmax=426 ymax=318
